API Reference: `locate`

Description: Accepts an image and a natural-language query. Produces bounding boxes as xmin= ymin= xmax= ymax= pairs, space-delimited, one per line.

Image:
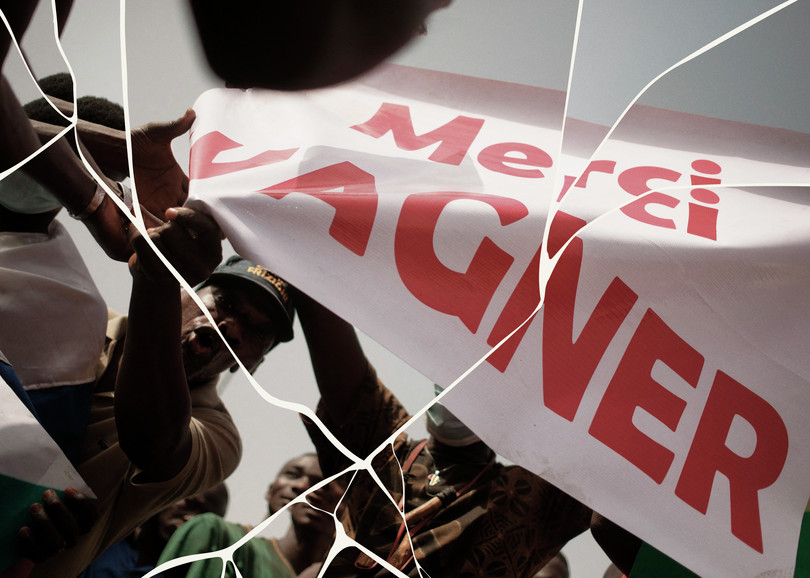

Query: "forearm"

xmin=31 ymin=116 xmax=128 ymax=178
xmin=294 ymin=289 xmax=369 ymax=423
xmin=0 ymin=76 xmax=108 ymax=215
xmin=115 ymin=275 xmax=191 ymax=479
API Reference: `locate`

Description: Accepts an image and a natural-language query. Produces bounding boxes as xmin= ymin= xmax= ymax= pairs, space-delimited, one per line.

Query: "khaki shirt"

xmin=30 ymin=312 xmax=242 ymax=578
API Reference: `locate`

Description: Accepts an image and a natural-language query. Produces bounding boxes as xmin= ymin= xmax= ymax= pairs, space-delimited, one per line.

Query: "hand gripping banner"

xmin=186 ymin=64 xmax=810 ymax=577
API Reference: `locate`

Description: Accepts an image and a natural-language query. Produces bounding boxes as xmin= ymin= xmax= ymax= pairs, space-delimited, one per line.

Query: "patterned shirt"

xmin=306 ymin=365 xmax=591 ymax=577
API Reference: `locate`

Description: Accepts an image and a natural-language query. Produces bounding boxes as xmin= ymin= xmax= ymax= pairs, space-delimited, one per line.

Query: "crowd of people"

xmin=0 ymin=1 xmax=641 ymax=576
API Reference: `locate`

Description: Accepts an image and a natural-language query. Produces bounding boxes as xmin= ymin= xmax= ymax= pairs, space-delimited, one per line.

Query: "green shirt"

xmin=157 ymin=513 xmax=295 ymax=578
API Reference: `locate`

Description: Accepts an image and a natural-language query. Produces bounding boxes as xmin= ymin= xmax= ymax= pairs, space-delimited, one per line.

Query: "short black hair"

xmin=24 ymin=72 xmax=125 ymax=130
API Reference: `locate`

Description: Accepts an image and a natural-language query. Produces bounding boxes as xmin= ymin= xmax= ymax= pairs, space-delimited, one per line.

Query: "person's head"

xmin=150 ymin=482 xmax=229 ymax=545
xmin=189 ymin=0 xmax=452 ymax=91
xmin=179 ymin=256 xmax=295 ymax=384
xmin=265 ymin=453 xmax=344 ymax=536
xmin=533 ymin=552 xmax=569 ymax=578
xmin=265 ymin=453 xmax=322 ymax=517
xmin=23 ymin=73 xmax=126 ymax=135
xmin=0 ymin=74 xmax=126 ymax=220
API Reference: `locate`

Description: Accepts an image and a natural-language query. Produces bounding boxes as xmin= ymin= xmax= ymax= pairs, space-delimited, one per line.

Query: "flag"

xmin=0 ymin=370 xmax=94 ymax=573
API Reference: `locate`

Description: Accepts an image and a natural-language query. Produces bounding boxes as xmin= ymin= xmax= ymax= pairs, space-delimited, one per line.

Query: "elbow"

xmin=117 ymin=413 xmax=193 ymax=481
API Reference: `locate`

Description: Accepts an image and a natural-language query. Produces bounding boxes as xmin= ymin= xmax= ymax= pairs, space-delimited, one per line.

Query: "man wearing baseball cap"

xmin=198 ymin=255 xmax=296 ymax=351
xmin=25 ymin=206 xmax=294 ymax=577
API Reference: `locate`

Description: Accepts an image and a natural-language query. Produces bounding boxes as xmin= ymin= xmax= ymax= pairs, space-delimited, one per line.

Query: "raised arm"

xmin=1 ymin=1 xmax=193 ymax=260
xmin=293 ymin=290 xmax=369 ymax=426
xmin=114 ymin=207 xmax=223 ymax=481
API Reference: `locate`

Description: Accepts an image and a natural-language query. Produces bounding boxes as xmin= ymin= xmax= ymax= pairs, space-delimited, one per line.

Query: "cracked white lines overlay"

xmin=9 ymin=1 xmax=807 ymax=576
xmin=543 ymin=0 xmax=801 ymax=312
xmin=0 ymin=3 xmax=74 ymax=183
xmin=117 ymin=2 xmax=810 ymax=576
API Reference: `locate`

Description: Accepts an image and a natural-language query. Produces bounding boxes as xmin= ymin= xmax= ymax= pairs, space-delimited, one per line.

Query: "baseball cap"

xmin=200 ymin=255 xmax=295 ymax=343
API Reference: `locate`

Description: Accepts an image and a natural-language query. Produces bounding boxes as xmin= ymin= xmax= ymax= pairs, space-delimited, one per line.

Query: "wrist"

xmin=69 ymin=178 xmax=129 ymax=221
xmin=131 ymin=272 xmax=180 ymax=296
xmin=68 ymin=180 xmax=106 ymax=220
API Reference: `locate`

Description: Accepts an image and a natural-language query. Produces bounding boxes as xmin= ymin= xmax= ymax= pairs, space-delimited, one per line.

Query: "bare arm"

xmin=3 ymin=67 xmax=194 ymax=259
xmin=31 ymin=108 xmax=128 ymax=177
xmin=115 ymin=208 xmax=223 ymax=481
xmin=0 ymin=76 xmax=112 ymax=215
xmin=293 ymin=290 xmax=369 ymax=425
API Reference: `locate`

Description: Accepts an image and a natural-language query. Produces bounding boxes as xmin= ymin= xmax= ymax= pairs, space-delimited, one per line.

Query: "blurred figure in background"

xmin=78 ymin=483 xmax=229 ymax=578
xmin=159 ymin=453 xmax=344 ymax=578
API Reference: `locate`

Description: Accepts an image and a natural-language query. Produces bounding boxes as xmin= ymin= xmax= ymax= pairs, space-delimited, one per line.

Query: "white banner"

xmin=186 ymin=64 xmax=810 ymax=577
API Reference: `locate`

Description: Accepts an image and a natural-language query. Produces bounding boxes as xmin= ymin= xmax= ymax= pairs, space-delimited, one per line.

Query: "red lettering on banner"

xmin=556 ymin=175 xmax=576 ymax=202
xmin=350 ymin=103 xmax=485 ymax=166
xmin=258 ymin=162 xmax=378 ymax=256
xmin=675 ymin=371 xmax=789 ymax=553
xmin=486 ymin=211 xmax=584 ymax=372
xmin=189 ymin=131 xmax=298 ymax=180
xmin=589 ymin=309 xmax=704 ymax=483
xmin=485 ymin=245 xmax=542 ymax=371
xmin=575 ymin=160 xmax=617 ymax=188
xmin=525 ymin=217 xmax=785 ymax=547
xmin=477 ymin=142 xmax=553 ymax=178
xmin=541 ymin=217 xmax=639 ymax=421
xmin=394 ymin=192 xmax=528 ymax=333
xmin=617 ymin=165 xmax=682 ymax=197
xmin=621 ymin=192 xmax=680 ymax=230
xmin=687 ymin=160 xmax=722 ymax=241
xmin=618 ymin=166 xmax=682 ymax=229
xmin=687 ymin=200 xmax=719 ymax=241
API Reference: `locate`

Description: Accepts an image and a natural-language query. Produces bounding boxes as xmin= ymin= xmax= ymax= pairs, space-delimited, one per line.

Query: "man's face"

xmin=265 ymin=454 xmax=339 ymax=534
xmin=155 ymin=485 xmax=228 ymax=543
xmin=179 ymin=278 xmax=278 ymax=384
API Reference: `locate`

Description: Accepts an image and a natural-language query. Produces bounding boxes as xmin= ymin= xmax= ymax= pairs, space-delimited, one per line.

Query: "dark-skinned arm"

xmin=114 ymin=207 xmax=222 ymax=482
xmin=293 ymin=290 xmax=369 ymax=426
xmin=1 ymin=0 xmax=190 ymax=261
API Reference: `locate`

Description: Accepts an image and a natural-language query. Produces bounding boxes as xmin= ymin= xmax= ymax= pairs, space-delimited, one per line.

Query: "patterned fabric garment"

xmin=305 ymin=365 xmax=591 ymax=578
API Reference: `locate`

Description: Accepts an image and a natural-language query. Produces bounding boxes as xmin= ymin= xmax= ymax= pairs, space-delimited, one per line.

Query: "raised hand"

xmin=17 ymin=488 xmax=97 ymax=563
xmin=128 ymin=206 xmax=223 ymax=286
xmin=129 ymin=109 xmax=196 ymax=222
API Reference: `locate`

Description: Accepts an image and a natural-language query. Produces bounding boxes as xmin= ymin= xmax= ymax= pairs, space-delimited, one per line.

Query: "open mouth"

xmin=190 ymin=325 xmax=221 ymax=357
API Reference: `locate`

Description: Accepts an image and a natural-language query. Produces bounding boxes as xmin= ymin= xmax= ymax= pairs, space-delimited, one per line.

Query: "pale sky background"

xmin=5 ymin=1 xmax=809 ymax=576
